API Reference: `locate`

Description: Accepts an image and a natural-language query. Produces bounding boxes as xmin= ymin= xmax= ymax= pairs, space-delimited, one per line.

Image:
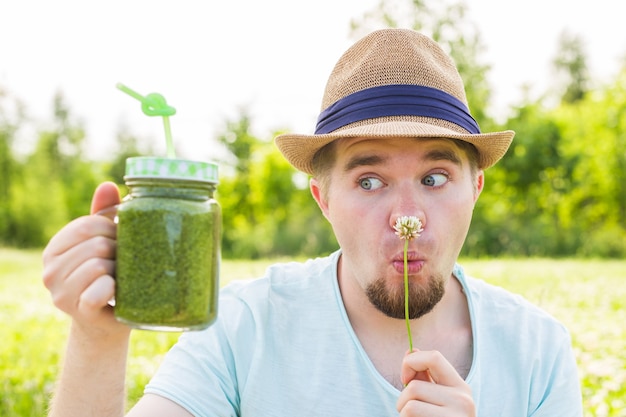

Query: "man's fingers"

xmin=400 ymin=350 xmax=466 ymax=387
xmin=49 ymin=256 xmax=115 ymax=314
xmin=397 ymin=379 xmax=474 ymax=412
xmin=43 ymin=215 xmax=117 ymax=263
xmin=397 ymin=350 xmax=475 ymax=416
xmin=398 ymin=398 xmax=441 ymax=417
xmin=43 ymin=232 xmax=116 ymax=294
xmin=43 ymin=182 xmax=118 ymax=264
xmin=78 ymin=273 xmax=116 ymax=317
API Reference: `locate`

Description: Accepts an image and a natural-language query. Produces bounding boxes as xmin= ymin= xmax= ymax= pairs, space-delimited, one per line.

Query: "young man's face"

xmin=310 ymin=137 xmax=484 ymax=319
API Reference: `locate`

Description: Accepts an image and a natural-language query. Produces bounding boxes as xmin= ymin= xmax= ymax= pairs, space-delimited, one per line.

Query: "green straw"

xmin=116 ymin=83 xmax=177 ymax=158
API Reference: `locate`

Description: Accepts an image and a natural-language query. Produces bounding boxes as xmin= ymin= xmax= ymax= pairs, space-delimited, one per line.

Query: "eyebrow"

xmin=343 ymin=154 xmax=387 ymax=172
xmin=423 ymin=148 xmax=463 ymax=166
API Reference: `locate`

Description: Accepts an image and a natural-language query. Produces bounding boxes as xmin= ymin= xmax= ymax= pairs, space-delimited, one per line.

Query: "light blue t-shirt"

xmin=145 ymin=251 xmax=582 ymax=416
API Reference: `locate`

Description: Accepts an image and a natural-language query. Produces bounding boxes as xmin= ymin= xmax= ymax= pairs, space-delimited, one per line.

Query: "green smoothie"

xmin=115 ymin=157 xmax=220 ymax=331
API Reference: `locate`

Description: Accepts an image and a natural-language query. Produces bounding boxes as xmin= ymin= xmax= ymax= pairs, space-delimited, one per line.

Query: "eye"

xmin=422 ymin=173 xmax=448 ymax=187
xmin=358 ymin=177 xmax=384 ymax=191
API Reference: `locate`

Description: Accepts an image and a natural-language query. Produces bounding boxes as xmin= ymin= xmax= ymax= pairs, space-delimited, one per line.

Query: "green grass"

xmin=1 ymin=248 xmax=624 ymax=416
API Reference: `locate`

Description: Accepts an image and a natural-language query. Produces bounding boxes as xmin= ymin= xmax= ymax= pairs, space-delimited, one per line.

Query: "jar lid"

xmin=125 ymin=157 xmax=218 ymax=183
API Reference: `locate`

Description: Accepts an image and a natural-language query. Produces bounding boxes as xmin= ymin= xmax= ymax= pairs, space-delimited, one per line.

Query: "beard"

xmin=365 ymin=273 xmax=446 ymax=319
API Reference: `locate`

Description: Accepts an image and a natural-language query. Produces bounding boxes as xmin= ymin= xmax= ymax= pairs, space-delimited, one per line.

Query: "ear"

xmin=473 ymin=170 xmax=485 ymax=203
xmin=310 ymin=178 xmax=330 ymax=220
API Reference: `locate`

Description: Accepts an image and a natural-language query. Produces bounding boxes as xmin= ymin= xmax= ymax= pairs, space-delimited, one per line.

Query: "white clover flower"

xmin=393 ymin=216 xmax=424 ymax=240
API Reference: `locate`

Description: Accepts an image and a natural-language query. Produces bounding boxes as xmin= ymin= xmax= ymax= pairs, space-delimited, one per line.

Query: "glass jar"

xmin=115 ymin=156 xmax=221 ymax=331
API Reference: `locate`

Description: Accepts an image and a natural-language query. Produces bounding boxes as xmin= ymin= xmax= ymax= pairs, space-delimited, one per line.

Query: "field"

xmin=1 ymin=248 xmax=625 ymax=416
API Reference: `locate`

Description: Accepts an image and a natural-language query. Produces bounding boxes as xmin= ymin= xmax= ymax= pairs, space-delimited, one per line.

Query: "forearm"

xmin=48 ymin=322 xmax=131 ymax=417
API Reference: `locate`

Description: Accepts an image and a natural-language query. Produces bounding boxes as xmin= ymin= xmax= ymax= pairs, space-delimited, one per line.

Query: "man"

xmin=43 ymin=29 xmax=583 ymax=416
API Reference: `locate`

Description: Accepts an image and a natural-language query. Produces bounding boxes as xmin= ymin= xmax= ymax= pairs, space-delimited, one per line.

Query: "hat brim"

xmin=275 ymin=121 xmax=515 ymax=175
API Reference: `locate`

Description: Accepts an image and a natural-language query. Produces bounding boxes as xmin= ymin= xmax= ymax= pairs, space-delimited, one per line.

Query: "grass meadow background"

xmin=1 ymin=247 xmax=625 ymax=416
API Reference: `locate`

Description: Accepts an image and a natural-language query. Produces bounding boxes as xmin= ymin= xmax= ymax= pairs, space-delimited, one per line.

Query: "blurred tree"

xmin=215 ymin=112 xmax=259 ymax=257
xmin=468 ymin=101 xmax=573 ymax=257
xmin=9 ymin=93 xmax=101 ymax=246
xmin=216 ymin=112 xmax=337 ymax=258
xmin=39 ymin=93 xmax=99 ymax=220
xmin=552 ymin=68 xmax=626 ymax=256
xmin=0 ymin=88 xmax=25 ymax=243
xmin=246 ymin=135 xmax=337 ymax=258
xmin=552 ymin=31 xmax=590 ymax=104
xmin=106 ymin=128 xmax=153 ymax=186
xmin=469 ymin=64 xmax=626 ymax=258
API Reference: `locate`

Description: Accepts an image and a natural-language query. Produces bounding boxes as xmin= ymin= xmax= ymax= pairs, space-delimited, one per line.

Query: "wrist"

xmin=68 ymin=318 xmax=132 ymax=356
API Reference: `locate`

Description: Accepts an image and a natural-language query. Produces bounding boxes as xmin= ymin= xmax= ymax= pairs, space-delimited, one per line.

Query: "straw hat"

xmin=275 ymin=28 xmax=514 ymax=175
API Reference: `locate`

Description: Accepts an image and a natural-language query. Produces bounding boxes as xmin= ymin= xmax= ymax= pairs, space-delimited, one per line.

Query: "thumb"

xmin=90 ymin=181 xmax=121 ymax=215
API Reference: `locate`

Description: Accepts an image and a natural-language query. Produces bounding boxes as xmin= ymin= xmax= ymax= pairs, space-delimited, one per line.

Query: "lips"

xmin=392 ymin=251 xmax=424 ymax=274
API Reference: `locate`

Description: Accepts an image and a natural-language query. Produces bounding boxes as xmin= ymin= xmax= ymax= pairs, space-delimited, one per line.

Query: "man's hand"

xmin=42 ymin=181 xmax=128 ymax=338
xmin=396 ymin=350 xmax=475 ymax=416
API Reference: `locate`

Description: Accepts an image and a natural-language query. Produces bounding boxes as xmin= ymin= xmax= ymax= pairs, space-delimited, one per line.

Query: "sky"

xmin=2 ymin=0 xmax=625 ymax=161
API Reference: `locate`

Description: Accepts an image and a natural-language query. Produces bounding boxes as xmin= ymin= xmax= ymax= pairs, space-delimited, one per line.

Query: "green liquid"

xmin=115 ymin=195 xmax=220 ymax=331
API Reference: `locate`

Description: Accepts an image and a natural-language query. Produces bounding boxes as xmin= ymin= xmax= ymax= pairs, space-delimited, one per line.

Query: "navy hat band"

xmin=315 ymin=84 xmax=480 ymax=135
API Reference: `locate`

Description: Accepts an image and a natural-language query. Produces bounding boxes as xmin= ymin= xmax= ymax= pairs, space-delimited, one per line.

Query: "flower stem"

xmin=403 ymin=238 xmax=413 ymax=351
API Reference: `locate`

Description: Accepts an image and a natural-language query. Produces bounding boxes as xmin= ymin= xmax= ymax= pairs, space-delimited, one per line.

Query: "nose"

xmin=388 ymin=187 xmax=426 ymax=233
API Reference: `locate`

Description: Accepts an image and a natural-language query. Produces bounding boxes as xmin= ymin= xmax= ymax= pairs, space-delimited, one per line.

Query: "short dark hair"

xmin=311 ymin=140 xmax=337 ymax=198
